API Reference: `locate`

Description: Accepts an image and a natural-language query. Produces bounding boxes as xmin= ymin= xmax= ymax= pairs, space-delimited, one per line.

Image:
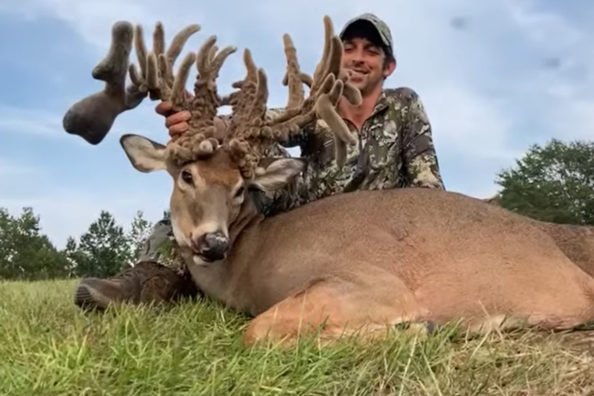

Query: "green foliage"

xmin=0 ymin=208 xmax=157 ymax=280
xmin=69 ymin=211 xmax=130 ymax=277
xmin=496 ymin=139 xmax=594 ymax=225
xmin=127 ymin=211 xmax=153 ymax=263
xmin=0 ymin=208 xmax=70 ymax=280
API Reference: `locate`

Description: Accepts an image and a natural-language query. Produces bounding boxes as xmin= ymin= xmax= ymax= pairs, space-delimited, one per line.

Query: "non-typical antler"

xmin=281 ymin=16 xmax=361 ymax=108
xmin=127 ymin=23 xmax=237 ymax=166
xmin=62 ymin=21 xmax=201 ymax=145
xmin=224 ymin=15 xmax=362 ymax=174
xmin=128 ymin=22 xmax=200 ymax=105
xmin=66 ymin=17 xmax=360 ymax=177
xmin=271 ymin=16 xmax=362 ymax=167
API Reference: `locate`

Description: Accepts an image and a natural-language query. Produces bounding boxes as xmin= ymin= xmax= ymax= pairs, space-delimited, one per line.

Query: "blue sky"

xmin=1 ymin=0 xmax=593 ymax=249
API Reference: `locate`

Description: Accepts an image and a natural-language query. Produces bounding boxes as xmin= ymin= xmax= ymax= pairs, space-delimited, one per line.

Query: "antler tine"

xmin=310 ymin=15 xmax=335 ymax=93
xmin=160 ymin=23 xmax=202 ymax=89
xmin=247 ymin=68 xmax=270 ymax=124
xmin=166 ymin=25 xmax=201 ymax=64
xmin=282 ymin=34 xmax=305 ymax=110
xmin=128 ymin=22 xmax=200 ymax=106
xmin=264 ymin=33 xmax=314 ymax=129
xmin=227 ymin=49 xmax=260 ymax=132
xmin=170 ymin=51 xmax=197 ymax=107
xmin=280 ymin=16 xmax=359 ymax=106
xmin=152 ymin=22 xmax=165 ymax=58
xmin=128 ymin=25 xmax=149 ymax=95
xmin=187 ymin=36 xmax=237 ymax=133
xmin=134 ymin=24 xmax=149 ymax=83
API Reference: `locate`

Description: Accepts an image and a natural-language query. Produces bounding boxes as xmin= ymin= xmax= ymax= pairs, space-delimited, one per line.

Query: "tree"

xmin=63 ymin=236 xmax=85 ymax=278
xmin=71 ymin=211 xmax=132 ymax=278
xmin=126 ymin=210 xmax=153 ymax=265
xmin=496 ymin=139 xmax=594 ymax=225
xmin=0 ymin=207 xmax=70 ymax=280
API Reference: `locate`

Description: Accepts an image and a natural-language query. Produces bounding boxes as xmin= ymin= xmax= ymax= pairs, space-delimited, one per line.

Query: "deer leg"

xmin=243 ymin=276 xmax=428 ymax=346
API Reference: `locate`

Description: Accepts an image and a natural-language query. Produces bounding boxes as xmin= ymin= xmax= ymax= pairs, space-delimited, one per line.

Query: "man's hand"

xmin=155 ymin=101 xmax=192 ymax=138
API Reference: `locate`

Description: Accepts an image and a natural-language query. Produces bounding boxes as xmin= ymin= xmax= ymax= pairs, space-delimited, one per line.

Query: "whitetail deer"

xmin=115 ymin=17 xmax=594 ymax=345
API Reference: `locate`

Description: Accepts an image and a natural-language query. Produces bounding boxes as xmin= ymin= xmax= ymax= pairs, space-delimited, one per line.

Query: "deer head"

xmin=120 ymin=16 xmax=360 ymax=264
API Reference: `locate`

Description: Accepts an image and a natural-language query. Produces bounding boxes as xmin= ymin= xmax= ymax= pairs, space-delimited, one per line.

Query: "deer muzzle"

xmin=192 ymin=231 xmax=229 ymax=262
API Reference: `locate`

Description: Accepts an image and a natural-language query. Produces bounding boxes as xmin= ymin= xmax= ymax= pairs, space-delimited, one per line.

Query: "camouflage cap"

xmin=339 ymin=13 xmax=394 ymax=59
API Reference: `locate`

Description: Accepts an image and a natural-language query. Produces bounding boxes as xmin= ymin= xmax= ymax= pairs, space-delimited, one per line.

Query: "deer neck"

xmin=184 ymin=192 xmax=265 ymax=307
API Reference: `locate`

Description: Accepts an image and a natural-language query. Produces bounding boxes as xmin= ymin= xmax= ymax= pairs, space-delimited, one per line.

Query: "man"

xmin=74 ymin=13 xmax=445 ymax=310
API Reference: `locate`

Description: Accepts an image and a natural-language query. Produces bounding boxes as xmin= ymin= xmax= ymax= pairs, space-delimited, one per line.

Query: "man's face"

xmin=341 ymin=37 xmax=395 ymax=96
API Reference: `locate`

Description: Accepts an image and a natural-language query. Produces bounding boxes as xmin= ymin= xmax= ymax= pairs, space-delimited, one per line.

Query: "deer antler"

xmin=128 ymin=22 xmax=200 ymax=104
xmin=280 ymin=17 xmax=360 ymax=106
xmin=271 ymin=16 xmax=362 ymax=167
xmin=129 ymin=24 xmax=237 ymax=166
xmin=62 ymin=21 xmax=201 ymax=145
xmin=225 ymin=15 xmax=361 ymax=174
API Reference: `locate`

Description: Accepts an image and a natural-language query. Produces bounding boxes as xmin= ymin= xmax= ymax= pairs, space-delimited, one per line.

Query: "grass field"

xmin=1 ymin=279 xmax=594 ymax=395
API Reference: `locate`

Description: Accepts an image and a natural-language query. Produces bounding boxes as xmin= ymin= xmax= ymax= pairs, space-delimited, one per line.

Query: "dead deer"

xmin=112 ymin=17 xmax=594 ymax=345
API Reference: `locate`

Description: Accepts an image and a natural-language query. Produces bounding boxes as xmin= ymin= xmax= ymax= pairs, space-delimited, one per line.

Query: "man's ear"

xmin=383 ymin=57 xmax=396 ymax=79
xmin=250 ymin=157 xmax=306 ymax=192
xmin=119 ymin=134 xmax=167 ymax=172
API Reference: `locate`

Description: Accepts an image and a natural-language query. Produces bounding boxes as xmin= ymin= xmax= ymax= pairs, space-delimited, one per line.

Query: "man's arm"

xmin=400 ymin=89 xmax=445 ymax=190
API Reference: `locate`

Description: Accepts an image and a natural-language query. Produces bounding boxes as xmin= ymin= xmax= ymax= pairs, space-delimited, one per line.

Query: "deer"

xmin=99 ymin=16 xmax=594 ymax=346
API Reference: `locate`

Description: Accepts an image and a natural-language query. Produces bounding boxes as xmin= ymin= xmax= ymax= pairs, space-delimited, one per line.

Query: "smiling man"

xmin=273 ymin=12 xmax=446 ymax=209
xmin=74 ymin=13 xmax=446 ymax=310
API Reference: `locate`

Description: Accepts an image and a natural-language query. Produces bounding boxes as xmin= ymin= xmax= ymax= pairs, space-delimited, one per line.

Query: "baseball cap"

xmin=339 ymin=13 xmax=395 ymax=59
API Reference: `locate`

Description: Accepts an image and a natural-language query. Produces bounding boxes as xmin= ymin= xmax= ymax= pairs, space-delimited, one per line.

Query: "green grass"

xmin=1 ymin=279 xmax=594 ymax=395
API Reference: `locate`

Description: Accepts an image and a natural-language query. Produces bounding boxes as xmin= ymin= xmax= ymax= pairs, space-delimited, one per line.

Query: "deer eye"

xmin=181 ymin=170 xmax=193 ymax=185
xmin=234 ymin=186 xmax=245 ymax=199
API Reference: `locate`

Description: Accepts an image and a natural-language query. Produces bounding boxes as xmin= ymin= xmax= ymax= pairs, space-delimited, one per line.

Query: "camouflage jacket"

xmin=264 ymin=87 xmax=445 ymax=215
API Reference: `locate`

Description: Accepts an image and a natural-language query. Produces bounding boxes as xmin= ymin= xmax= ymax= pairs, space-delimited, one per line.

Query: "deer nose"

xmin=197 ymin=231 xmax=229 ymax=262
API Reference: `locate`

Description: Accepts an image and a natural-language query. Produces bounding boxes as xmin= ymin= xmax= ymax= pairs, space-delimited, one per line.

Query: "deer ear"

xmin=250 ymin=157 xmax=306 ymax=192
xmin=120 ymin=134 xmax=167 ymax=172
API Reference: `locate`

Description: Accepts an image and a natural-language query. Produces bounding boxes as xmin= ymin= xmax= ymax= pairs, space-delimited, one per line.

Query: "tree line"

xmin=0 ymin=208 xmax=160 ymax=281
xmin=1 ymin=138 xmax=592 ymax=281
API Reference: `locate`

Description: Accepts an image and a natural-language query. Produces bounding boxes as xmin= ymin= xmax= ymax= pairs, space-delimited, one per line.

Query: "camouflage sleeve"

xmin=401 ymin=90 xmax=445 ymax=190
xmin=258 ymin=173 xmax=308 ymax=216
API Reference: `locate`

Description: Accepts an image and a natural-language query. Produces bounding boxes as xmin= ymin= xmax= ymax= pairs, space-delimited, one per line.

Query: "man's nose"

xmin=348 ymin=47 xmax=366 ymax=61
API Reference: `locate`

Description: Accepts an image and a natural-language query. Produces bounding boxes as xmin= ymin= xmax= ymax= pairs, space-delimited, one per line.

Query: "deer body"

xmin=179 ymin=187 xmax=594 ymax=343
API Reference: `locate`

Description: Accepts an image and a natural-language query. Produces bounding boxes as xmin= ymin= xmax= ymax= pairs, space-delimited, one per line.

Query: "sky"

xmin=1 ymin=0 xmax=593 ymax=249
